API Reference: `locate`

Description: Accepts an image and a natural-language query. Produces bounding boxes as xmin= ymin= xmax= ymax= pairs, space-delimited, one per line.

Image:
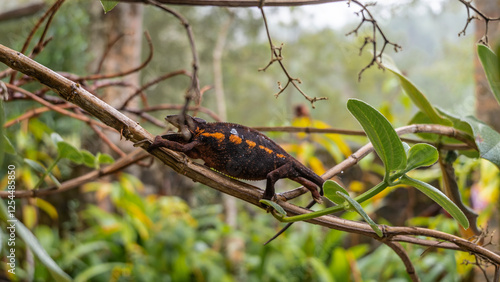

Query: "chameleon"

xmin=142 ymin=114 xmax=325 ymax=205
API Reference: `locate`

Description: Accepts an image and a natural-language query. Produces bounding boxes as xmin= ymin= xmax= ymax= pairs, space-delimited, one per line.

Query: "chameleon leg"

xmin=263 ymin=162 xmax=295 ymax=201
xmin=290 ymin=176 xmax=323 ymax=204
xmin=148 ymin=135 xmax=199 ymax=152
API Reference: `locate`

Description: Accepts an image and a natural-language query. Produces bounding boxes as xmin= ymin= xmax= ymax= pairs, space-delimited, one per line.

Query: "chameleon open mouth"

xmin=165 ymin=115 xmax=182 ymax=130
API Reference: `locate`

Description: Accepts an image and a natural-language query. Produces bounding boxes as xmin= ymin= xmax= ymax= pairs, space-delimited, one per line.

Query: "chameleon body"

xmin=147 ymin=115 xmax=324 ymax=203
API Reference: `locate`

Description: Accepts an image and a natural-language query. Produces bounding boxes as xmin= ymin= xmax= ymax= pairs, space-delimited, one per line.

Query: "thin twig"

xmin=78 ymin=31 xmax=154 ymax=81
xmin=9 ymin=0 xmax=65 ymax=84
xmin=118 ymin=69 xmax=191 ymax=109
xmin=345 ymin=0 xmax=402 ymax=81
xmin=457 ymin=0 xmax=500 ymax=45
xmin=4 ymin=103 xmax=76 ymax=128
xmin=258 ymin=3 xmax=328 ymax=108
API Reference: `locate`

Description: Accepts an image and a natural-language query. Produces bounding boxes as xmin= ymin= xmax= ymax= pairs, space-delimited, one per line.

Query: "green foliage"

xmin=0 ymin=200 xmax=71 ymax=281
xmin=100 ymin=0 xmax=119 ymax=14
xmin=464 ymin=116 xmax=500 ymax=167
xmin=477 ymin=44 xmax=500 ymax=104
xmin=0 ymin=173 xmax=465 ymax=281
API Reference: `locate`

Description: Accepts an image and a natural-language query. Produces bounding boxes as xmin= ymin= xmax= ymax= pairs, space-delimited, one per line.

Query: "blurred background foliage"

xmin=0 ymin=0 xmax=498 ymax=281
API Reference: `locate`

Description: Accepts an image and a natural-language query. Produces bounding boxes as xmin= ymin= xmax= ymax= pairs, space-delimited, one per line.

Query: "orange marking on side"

xmin=195 ymin=129 xmax=205 ymax=137
xmin=246 ymin=140 xmax=256 ymax=148
xmin=259 ymin=145 xmax=274 ymax=154
xmin=229 ymin=134 xmax=242 ymax=144
xmin=276 ymin=153 xmax=286 ymax=158
xmin=202 ymin=132 xmax=225 ymax=142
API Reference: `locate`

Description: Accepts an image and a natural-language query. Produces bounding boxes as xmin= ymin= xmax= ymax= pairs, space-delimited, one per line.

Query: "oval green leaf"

xmin=323 ymin=180 xmax=349 ymax=205
xmin=404 ymin=143 xmax=439 ymax=173
xmin=400 ymin=175 xmax=469 ymax=229
xmin=465 ymin=116 xmax=500 ymax=167
xmin=81 ymin=150 xmax=96 ymax=168
xmin=24 ymin=158 xmax=47 ymax=174
xmin=97 ymin=152 xmax=115 ymax=165
xmin=57 ymin=141 xmax=83 ymax=164
xmin=100 ymin=0 xmax=119 ymax=13
xmin=347 ymin=99 xmax=407 ymax=177
xmin=259 ymin=199 xmax=287 ymax=217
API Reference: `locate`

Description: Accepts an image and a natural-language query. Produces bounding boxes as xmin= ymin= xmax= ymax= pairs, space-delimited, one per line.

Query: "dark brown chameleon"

xmin=144 ymin=115 xmax=324 ymax=204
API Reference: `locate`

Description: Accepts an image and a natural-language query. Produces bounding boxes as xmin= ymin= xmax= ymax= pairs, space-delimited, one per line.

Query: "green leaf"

xmin=259 ymin=199 xmax=287 ymax=217
xmin=24 ymin=158 xmax=47 ymax=174
xmin=57 ymin=141 xmax=83 ymax=164
xmin=404 ymin=143 xmax=439 ymax=172
xmin=465 ymin=116 xmax=500 ymax=167
xmin=3 ymin=135 xmax=15 ymax=155
xmin=0 ymin=200 xmax=72 ymax=281
xmin=323 ymin=180 xmax=349 ymax=205
xmin=336 ymin=191 xmax=383 ymax=237
xmin=100 ymin=0 xmax=119 ymax=13
xmin=347 ymin=99 xmax=407 ymax=177
xmin=399 ymin=175 xmax=469 ymax=229
xmin=96 ymin=152 xmax=114 ymax=165
xmin=477 ymin=44 xmax=500 ymax=104
xmin=48 ymin=173 xmax=61 ymax=187
xmin=383 ymin=57 xmax=452 ymax=126
xmin=81 ymin=150 xmax=96 ymax=168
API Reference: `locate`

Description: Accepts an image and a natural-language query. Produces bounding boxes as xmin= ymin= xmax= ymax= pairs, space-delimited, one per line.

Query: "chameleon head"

xmin=165 ymin=115 xmax=207 ymax=140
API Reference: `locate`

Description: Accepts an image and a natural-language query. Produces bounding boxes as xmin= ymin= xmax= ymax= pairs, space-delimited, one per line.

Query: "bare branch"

xmin=457 ymin=0 xmax=500 ymax=45
xmin=79 ymin=31 xmax=154 ymax=81
xmin=345 ymin=0 xmax=402 ymax=80
xmin=258 ymin=4 xmax=328 ymax=108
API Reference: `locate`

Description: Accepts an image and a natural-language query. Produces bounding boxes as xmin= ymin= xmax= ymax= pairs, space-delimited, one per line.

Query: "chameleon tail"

xmin=263 ymin=199 xmax=317 ymax=245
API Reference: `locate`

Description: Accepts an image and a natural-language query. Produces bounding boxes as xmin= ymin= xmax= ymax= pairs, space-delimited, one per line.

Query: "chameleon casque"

xmin=146 ymin=115 xmax=325 ymax=204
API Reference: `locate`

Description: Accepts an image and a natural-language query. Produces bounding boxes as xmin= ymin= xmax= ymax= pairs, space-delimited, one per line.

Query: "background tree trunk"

xmin=88 ymin=3 xmax=144 ymax=211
